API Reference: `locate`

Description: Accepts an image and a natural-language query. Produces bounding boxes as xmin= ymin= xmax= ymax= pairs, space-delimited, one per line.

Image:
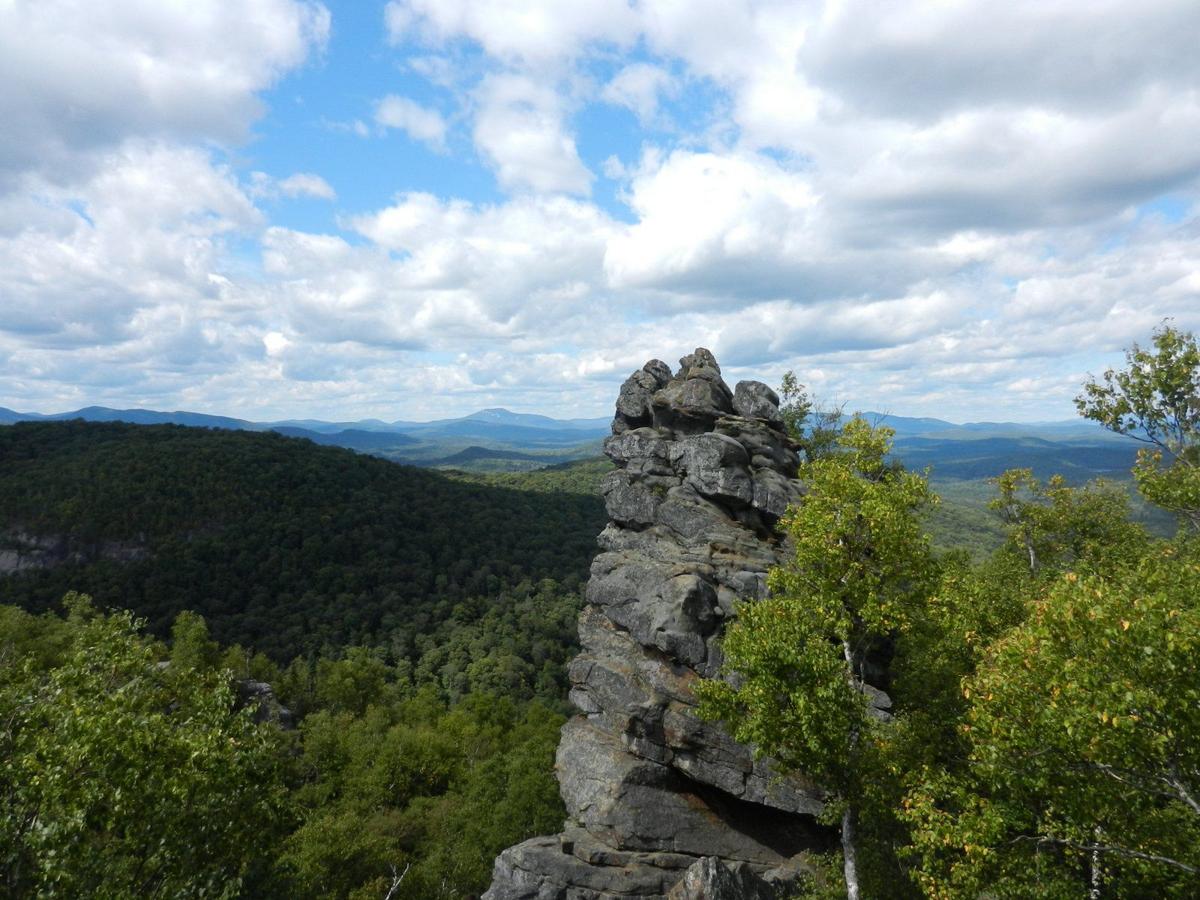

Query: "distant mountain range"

xmin=0 ymin=404 xmax=612 ymax=466
xmin=0 ymin=403 xmax=1137 ymax=480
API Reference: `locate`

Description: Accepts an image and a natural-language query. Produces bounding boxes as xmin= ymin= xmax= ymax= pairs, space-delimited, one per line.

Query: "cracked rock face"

xmin=483 ymin=351 xmax=826 ymax=900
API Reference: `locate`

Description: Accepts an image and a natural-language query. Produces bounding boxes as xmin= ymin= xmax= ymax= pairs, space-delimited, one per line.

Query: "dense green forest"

xmin=0 ymin=421 xmax=602 ymax=663
xmin=3 ymin=327 xmax=1200 ymax=897
xmin=0 ymin=597 xmax=566 ymax=898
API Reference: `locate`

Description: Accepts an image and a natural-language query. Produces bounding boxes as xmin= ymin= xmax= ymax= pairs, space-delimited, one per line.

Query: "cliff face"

xmin=484 ymin=350 xmax=830 ymax=900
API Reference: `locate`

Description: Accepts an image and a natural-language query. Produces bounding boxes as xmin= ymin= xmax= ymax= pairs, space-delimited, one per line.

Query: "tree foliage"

xmin=0 ymin=421 xmax=601 ymax=660
xmin=779 ymin=370 xmax=845 ymax=462
xmin=0 ymin=595 xmax=288 ymax=898
xmin=700 ymin=418 xmax=938 ymax=897
xmin=903 ymin=546 xmax=1200 ymax=897
xmin=1077 ymin=323 xmax=1200 ymax=528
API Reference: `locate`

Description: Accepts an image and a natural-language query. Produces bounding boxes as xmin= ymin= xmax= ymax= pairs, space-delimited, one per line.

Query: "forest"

xmin=2 ymin=326 xmax=1199 ymax=898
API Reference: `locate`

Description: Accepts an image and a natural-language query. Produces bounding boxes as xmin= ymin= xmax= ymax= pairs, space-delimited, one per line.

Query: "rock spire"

xmin=484 ymin=350 xmax=829 ymax=900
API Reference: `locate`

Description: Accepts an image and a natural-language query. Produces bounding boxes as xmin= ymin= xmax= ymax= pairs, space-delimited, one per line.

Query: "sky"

xmin=1 ymin=0 xmax=1199 ymax=423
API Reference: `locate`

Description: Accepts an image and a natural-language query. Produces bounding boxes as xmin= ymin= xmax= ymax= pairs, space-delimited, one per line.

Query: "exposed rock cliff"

xmin=0 ymin=529 xmax=148 ymax=574
xmin=484 ymin=350 xmax=831 ymax=900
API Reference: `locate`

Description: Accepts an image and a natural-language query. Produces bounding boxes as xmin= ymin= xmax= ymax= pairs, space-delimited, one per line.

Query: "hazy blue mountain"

xmin=265 ymin=418 xmax=399 ymax=434
xmin=891 ymin=434 xmax=1138 ymax=482
xmin=0 ymin=403 xmax=1138 ymax=477
xmin=30 ymin=406 xmax=254 ymax=430
xmin=456 ymin=408 xmax=611 ymax=431
xmin=399 ymin=419 xmax=607 ymax=446
xmin=861 ymin=411 xmax=1111 ymax=440
xmin=0 ymin=404 xmax=609 ymax=464
xmin=269 ymin=427 xmax=419 ymax=450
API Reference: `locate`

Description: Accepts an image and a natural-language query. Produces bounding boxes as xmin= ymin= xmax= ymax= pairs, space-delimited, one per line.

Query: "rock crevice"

xmin=484 ymin=351 xmax=825 ymax=900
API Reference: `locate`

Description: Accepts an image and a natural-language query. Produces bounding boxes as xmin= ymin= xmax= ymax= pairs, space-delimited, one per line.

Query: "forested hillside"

xmin=4 ymin=329 xmax=1199 ymax=898
xmin=0 ymin=421 xmax=604 ymax=661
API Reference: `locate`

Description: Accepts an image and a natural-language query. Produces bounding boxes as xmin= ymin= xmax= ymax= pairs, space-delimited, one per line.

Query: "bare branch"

xmin=1013 ymin=835 xmax=1198 ymax=875
xmin=383 ymin=862 xmax=411 ymax=900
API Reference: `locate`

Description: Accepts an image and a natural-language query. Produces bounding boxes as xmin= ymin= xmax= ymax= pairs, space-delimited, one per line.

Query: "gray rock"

xmin=605 ymin=427 xmax=674 ymax=475
xmin=557 ymin=720 xmax=815 ymax=865
xmin=678 ymin=348 xmax=722 ymax=377
xmin=732 ymin=382 xmax=781 ymax=424
xmin=602 ymin=470 xmax=673 ymax=528
xmin=615 ymin=361 xmax=673 ymax=432
xmin=484 ymin=351 xmax=834 ymax=899
xmin=675 ymin=434 xmax=753 ymax=507
xmin=750 ymin=469 xmax=804 ymax=521
xmin=666 ymin=857 xmax=783 ymax=900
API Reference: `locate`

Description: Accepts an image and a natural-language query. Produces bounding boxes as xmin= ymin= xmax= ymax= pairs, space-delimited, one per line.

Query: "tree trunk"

xmin=1089 ymin=826 xmax=1103 ymax=899
xmin=840 ymin=639 xmax=863 ymax=900
xmin=842 ymin=804 xmax=860 ymax=900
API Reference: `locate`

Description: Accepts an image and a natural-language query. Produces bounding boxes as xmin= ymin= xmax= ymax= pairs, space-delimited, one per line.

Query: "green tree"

xmin=170 ymin=608 xmax=221 ymax=672
xmin=0 ymin=595 xmax=289 ymax=898
xmin=989 ymin=469 xmax=1150 ymax=575
xmin=281 ymin=688 xmax=565 ymax=899
xmin=779 ymin=370 xmax=845 ymax=462
xmin=903 ymin=545 xmax=1200 ymax=897
xmin=699 ymin=419 xmax=938 ymax=899
xmin=1076 ymin=323 xmax=1200 ymax=528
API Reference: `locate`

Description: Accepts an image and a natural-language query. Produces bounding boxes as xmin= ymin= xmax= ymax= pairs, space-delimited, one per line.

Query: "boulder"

xmin=732 ymin=382 xmax=781 ymax=424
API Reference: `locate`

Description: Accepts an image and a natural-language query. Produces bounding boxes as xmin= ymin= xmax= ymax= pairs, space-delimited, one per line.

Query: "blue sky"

xmin=1 ymin=0 xmax=1198 ymax=422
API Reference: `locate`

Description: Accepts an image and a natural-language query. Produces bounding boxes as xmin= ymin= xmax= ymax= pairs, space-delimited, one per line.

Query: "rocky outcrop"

xmin=484 ymin=350 xmax=830 ymax=900
xmin=0 ymin=529 xmax=147 ymax=574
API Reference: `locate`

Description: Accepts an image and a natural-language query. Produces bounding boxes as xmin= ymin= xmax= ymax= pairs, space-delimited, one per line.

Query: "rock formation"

xmin=483 ymin=350 xmax=833 ymax=900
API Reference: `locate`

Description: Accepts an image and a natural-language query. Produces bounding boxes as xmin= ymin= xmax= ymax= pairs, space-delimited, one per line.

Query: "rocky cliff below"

xmin=484 ymin=350 xmax=832 ymax=900
xmin=0 ymin=530 xmax=148 ymax=574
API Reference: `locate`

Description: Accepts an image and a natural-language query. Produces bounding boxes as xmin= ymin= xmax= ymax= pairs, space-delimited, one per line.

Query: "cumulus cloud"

xmin=0 ymin=0 xmax=329 ymax=185
xmin=374 ymin=95 xmax=448 ymax=149
xmin=277 ymin=173 xmax=337 ymax=200
xmin=385 ymin=0 xmax=638 ymax=66
xmin=0 ymin=143 xmax=258 ymax=348
xmin=4 ymin=0 xmax=1200 ymax=422
xmin=601 ymin=63 xmax=678 ymax=125
xmin=472 ymin=74 xmax=594 ymax=195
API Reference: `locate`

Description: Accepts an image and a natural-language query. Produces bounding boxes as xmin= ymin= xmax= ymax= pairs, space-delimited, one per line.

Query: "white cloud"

xmin=277 ymin=172 xmax=336 ymax=199
xmin=472 ymin=74 xmax=593 ymax=195
xmin=0 ymin=0 xmax=329 ymax=184
xmin=5 ymin=0 xmax=1200 ymax=422
xmin=374 ymin=95 xmax=448 ymax=149
xmin=601 ymin=63 xmax=678 ymax=125
xmin=606 ymin=150 xmax=863 ymax=304
xmin=0 ymin=142 xmax=259 ymax=350
xmin=385 ymin=0 xmax=639 ymax=66
xmin=250 ymin=171 xmax=337 ymax=200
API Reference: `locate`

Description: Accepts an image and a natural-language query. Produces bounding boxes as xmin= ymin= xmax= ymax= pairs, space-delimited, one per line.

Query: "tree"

xmin=779 ymin=370 xmax=845 ymax=462
xmin=699 ymin=419 xmax=938 ymax=899
xmin=0 ymin=595 xmax=289 ymax=898
xmin=902 ymin=545 xmax=1200 ymax=898
xmin=170 ymin=608 xmax=221 ymax=671
xmin=1076 ymin=323 xmax=1200 ymax=528
xmin=989 ymin=469 xmax=1150 ymax=575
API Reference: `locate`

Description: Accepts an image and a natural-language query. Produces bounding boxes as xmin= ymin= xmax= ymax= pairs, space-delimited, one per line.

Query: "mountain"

xmin=0 ymin=403 xmax=1133 ymax=477
xmin=0 ymin=420 xmax=603 ymax=659
xmin=264 ymin=417 xmax=398 ymax=434
xmin=0 ymin=404 xmax=610 ymax=452
xmin=861 ymin=411 xmax=1111 ymax=440
xmin=454 ymin=408 xmax=611 ymax=430
xmin=268 ymin=426 xmax=419 ymax=450
xmin=0 ymin=405 xmax=254 ymax=430
xmin=891 ymin=434 xmax=1138 ymax=482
